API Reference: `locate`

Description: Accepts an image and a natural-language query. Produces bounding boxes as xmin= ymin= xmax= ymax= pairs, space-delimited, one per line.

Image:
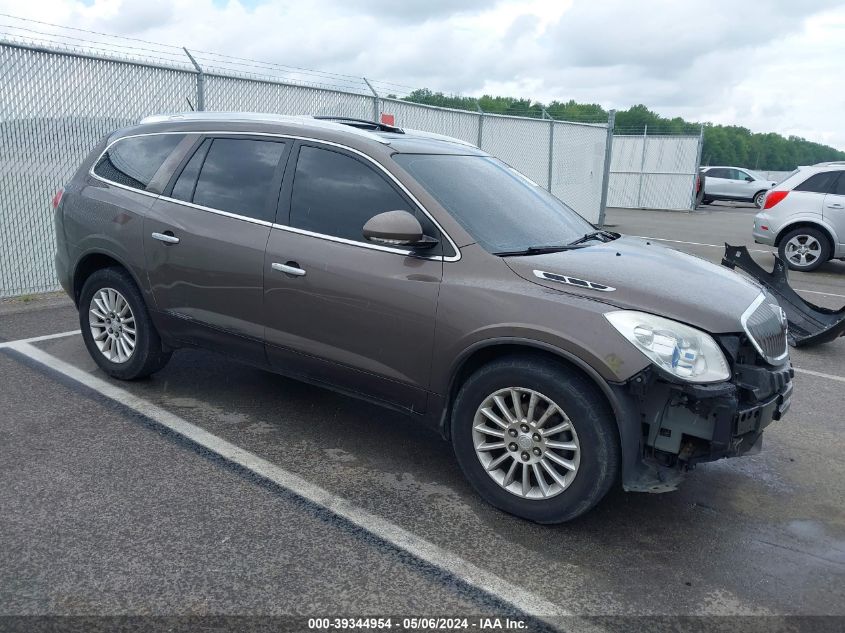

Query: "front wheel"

xmin=451 ymin=356 xmax=620 ymax=523
xmin=778 ymin=227 xmax=830 ymax=272
xmin=79 ymin=267 xmax=172 ymax=380
xmin=753 ymin=190 xmax=768 ymax=208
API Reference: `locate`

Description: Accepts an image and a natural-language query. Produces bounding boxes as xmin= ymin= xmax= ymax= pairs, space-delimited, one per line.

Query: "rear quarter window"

xmin=793 ymin=171 xmax=840 ymax=194
xmin=93 ymin=134 xmax=184 ymax=190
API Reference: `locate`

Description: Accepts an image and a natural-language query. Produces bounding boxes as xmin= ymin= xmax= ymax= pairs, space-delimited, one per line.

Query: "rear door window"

xmin=794 ymin=171 xmax=840 ymax=194
xmin=176 ymin=138 xmax=286 ymax=222
xmin=94 ymin=134 xmax=184 ymax=190
xmin=707 ymin=168 xmax=728 ymax=179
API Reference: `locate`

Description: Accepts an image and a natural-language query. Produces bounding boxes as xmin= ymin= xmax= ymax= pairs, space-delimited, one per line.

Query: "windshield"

xmin=393 ymin=154 xmax=595 ymax=254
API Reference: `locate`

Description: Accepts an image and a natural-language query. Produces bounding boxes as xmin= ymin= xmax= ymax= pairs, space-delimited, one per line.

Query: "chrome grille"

xmin=741 ymin=295 xmax=788 ymax=364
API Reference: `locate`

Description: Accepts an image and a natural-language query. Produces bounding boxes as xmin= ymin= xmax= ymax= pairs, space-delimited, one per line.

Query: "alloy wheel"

xmin=784 ymin=234 xmax=821 ymax=268
xmin=89 ymin=287 xmax=137 ymax=363
xmin=472 ymin=387 xmax=580 ymax=499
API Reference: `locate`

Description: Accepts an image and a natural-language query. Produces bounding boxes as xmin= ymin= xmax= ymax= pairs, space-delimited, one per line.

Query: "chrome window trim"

xmin=89 ymin=130 xmax=461 ymax=262
xmin=269 ymin=222 xmax=443 ymax=259
xmin=740 ymin=293 xmax=789 ymax=364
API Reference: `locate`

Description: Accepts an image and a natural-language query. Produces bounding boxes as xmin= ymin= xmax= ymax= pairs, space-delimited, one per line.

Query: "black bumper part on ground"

xmin=722 ymin=244 xmax=845 ymax=347
xmin=614 ymin=350 xmax=793 ymax=493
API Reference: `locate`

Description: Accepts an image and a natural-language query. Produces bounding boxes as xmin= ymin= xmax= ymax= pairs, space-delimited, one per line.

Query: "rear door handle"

xmin=272 ymin=262 xmax=306 ymax=277
xmin=151 ymin=231 xmax=180 ymax=244
xmin=827 ymin=203 xmax=844 ymax=209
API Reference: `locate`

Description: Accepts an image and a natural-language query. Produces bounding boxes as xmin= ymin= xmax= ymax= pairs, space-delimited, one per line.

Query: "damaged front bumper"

xmin=612 ymin=337 xmax=793 ymax=493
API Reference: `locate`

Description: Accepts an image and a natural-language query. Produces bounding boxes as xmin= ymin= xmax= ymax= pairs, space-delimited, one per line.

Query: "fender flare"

xmin=774 ymin=217 xmax=839 ymax=251
xmin=441 ymin=337 xmax=642 ymax=483
xmin=72 ymin=246 xmax=149 ymax=307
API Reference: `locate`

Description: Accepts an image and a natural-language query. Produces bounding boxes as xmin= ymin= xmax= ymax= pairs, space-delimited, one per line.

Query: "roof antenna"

xmin=185 ymin=97 xmax=195 ymax=112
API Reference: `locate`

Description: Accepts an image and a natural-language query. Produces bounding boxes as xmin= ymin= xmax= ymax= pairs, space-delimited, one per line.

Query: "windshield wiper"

xmin=494 ymin=244 xmax=585 ymax=257
xmin=567 ymin=230 xmax=617 ymax=246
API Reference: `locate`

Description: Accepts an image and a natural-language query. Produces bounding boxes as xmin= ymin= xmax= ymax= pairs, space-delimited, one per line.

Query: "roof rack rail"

xmin=137 ymin=112 xmax=390 ymax=144
xmin=313 ymin=116 xmax=404 ymax=134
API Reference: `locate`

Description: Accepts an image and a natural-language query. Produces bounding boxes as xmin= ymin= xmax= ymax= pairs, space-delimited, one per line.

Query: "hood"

xmin=504 ymin=236 xmax=763 ymax=333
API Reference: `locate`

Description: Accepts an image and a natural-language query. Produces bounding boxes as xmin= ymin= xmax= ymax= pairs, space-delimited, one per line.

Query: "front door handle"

xmin=827 ymin=203 xmax=844 ymax=209
xmin=151 ymin=231 xmax=180 ymax=244
xmin=272 ymin=262 xmax=306 ymax=277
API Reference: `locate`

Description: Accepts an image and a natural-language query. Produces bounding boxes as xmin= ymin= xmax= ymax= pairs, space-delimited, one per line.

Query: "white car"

xmin=753 ymin=162 xmax=845 ymax=271
xmin=701 ymin=166 xmax=777 ymax=208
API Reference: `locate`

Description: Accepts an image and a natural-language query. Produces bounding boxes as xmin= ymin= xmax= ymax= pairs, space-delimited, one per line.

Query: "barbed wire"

xmin=0 ymin=12 xmax=653 ymax=125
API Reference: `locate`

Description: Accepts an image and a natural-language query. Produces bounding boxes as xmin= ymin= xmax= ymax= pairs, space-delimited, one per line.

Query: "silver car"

xmin=753 ymin=162 xmax=845 ymax=271
xmin=702 ymin=166 xmax=777 ymax=208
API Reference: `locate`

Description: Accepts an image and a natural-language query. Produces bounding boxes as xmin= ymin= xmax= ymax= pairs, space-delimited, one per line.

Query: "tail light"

xmin=51 ymin=187 xmax=64 ymax=210
xmin=763 ymin=190 xmax=788 ymax=209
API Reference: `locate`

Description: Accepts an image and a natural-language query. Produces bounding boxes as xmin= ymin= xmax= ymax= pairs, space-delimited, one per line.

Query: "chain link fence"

xmin=1 ymin=43 xmax=198 ymax=298
xmin=0 ymin=40 xmax=612 ymax=298
xmin=607 ymin=130 xmax=703 ymax=210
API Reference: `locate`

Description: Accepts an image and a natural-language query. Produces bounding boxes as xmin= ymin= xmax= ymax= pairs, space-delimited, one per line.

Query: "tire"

xmin=778 ymin=227 xmax=830 ymax=272
xmin=701 ymin=197 xmax=713 ymax=205
xmin=753 ymin=190 xmax=768 ymax=208
xmin=451 ymin=355 xmax=620 ymax=524
xmin=79 ymin=267 xmax=172 ymax=380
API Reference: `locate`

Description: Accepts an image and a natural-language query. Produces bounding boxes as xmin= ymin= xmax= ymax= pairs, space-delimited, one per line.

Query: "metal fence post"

xmin=690 ymin=125 xmax=705 ymax=209
xmin=476 ymin=103 xmax=484 ymax=149
xmin=363 ymin=77 xmax=379 ymax=122
xmin=544 ymin=109 xmax=554 ymax=191
xmin=636 ymin=124 xmax=647 ymax=208
xmin=183 ymin=47 xmax=204 ymax=111
xmin=598 ymin=110 xmax=616 ymax=226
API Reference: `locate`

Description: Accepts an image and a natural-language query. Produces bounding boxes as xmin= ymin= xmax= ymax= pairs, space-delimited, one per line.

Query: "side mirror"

xmin=745 ymin=176 xmax=754 ymax=182
xmin=363 ymin=210 xmax=438 ymax=249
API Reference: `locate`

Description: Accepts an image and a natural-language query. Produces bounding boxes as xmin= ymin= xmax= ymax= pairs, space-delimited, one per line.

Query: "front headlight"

xmin=605 ymin=311 xmax=730 ymax=383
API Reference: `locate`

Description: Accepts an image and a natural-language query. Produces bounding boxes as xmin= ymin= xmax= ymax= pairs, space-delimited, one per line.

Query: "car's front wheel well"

xmin=73 ymin=253 xmax=128 ymax=305
xmin=775 ymin=222 xmax=835 ymax=251
xmin=444 ymin=343 xmax=619 ymax=440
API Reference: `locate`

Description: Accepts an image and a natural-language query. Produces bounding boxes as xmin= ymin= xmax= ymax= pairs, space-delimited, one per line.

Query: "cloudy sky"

xmin=2 ymin=0 xmax=844 ymax=148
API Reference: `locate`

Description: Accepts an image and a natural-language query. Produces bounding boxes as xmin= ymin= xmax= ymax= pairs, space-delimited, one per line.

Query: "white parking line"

xmin=795 ymin=289 xmax=845 ymax=299
xmin=793 ymin=367 xmax=845 ymax=383
xmin=0 ymin=329 xmax=80 ymax=349
xmin=3 ymin=340 xmax=571 ymax=624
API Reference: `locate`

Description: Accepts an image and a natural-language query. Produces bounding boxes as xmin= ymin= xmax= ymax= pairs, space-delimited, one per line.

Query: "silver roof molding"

xmin=138 ymin=112 xmax=390 ymax=144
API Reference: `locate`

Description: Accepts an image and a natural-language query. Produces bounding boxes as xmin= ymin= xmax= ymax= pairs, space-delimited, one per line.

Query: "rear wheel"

xmin=778 ymin=227 xmax=830 ymax=272
xmin=79 ymin=267 xmax=172 ymax=379
xmin=451 ymin=356 xmax=620 ymax=523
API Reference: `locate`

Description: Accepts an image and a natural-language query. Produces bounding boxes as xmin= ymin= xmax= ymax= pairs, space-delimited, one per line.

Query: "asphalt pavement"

xmin=1 ymin=207 xmax=843 ymax=631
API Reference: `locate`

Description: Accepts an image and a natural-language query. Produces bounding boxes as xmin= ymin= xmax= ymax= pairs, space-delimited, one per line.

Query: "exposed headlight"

xmin=605 ymin=311 xmax=730 ymax=383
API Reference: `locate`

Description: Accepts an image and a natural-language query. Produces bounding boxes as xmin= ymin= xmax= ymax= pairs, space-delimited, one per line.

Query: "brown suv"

xmin=53 ymin=113 xmax=793 ymax=522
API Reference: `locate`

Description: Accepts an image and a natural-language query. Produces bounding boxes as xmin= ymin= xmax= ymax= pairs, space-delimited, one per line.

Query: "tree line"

xmin=393 ymin=89 xmax=845 ymax=171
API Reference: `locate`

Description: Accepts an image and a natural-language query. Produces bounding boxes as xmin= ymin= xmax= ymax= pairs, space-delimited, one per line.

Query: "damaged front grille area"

xmin=741 ymin=293 xmax=789 ymax=364
xmin=624 ymin=336 xmax=793 ymax=487
xmin=616 ymin=329 xmax=794 ymax=493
